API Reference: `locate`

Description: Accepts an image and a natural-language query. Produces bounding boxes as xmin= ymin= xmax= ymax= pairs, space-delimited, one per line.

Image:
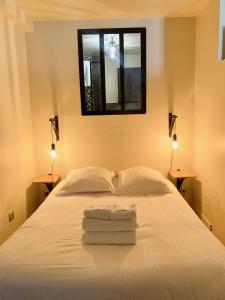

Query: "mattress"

xmin=0 ymin=180 xmax=225 ymax=300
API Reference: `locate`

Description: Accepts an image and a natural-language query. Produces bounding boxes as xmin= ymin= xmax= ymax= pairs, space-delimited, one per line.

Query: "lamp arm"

xmin=49 ymin=116 xmax=59 ymax=141
xmin=169 ymin=113 xmax=177 ymax=137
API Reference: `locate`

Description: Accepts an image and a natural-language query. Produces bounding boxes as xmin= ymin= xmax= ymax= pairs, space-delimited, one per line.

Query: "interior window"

xmin=78 ymin=28 xmax=146 ymax=115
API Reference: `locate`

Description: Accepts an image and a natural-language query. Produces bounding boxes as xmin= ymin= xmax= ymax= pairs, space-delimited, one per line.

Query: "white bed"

xmin=0 ymin=180 xmax=225 ymax=300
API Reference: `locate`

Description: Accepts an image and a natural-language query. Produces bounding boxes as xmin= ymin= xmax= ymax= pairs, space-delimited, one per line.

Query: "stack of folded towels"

xmin=82 ymin=204 xmax=137 ymax=245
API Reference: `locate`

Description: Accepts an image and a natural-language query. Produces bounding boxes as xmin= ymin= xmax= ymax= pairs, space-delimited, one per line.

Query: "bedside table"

xmin=169 ymin=170 xmax=196 ymax=191
xmin=33 ymin=175 xmax=61 ymax=193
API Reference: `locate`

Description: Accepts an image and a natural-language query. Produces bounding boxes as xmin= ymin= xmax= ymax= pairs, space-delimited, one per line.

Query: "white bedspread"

xmin=0 ymin=180 xmax=225 ymax=300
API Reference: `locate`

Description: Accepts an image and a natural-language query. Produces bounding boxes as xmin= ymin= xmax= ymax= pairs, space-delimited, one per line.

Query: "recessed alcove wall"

xmin=26 ymin=18 xmax=196 ymax=181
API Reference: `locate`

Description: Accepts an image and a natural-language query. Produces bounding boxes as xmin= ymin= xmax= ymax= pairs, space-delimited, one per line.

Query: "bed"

xmin=0 ymin=179 xmax=225 ymax=299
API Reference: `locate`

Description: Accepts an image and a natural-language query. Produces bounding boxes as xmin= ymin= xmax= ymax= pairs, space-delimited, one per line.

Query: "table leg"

xmin=176 ymin=178 xmax=185 ymax=191
xmin=44 ymin=183 xmax=53 ymax=193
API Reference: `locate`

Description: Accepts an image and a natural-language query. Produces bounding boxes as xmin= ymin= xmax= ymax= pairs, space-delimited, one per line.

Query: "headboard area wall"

xmin=26 ymin=18 xmax=196 ymax=178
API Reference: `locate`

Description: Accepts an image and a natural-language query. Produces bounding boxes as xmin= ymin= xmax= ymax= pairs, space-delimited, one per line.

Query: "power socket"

xmin=8 ymin=211 xmax=15 ymax=222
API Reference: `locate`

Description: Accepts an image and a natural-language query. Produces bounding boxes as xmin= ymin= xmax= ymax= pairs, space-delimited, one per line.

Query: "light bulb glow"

xmin=50 ymin=143 xmax=57 ymax=159
xmin=172 ymin=140 xmax=178 ymax=150
xmin=172 ymin=134 xmax=178 ymax=150
xmin=50 ymin=149 xmax=57 ymax=159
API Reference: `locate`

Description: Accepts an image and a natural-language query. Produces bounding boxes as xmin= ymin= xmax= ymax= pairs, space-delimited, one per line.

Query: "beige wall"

xmin=26 ymin=18 xmax=196 ymax=189
xmin=194 ymin=0 xmax=225 ymax=244
xmin=0 ymin=13 xmax=37 ymax=244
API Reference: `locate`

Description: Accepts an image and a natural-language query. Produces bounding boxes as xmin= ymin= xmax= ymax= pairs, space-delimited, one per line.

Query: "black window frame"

xmin=77 ymin=27 xmax=146 ymax=115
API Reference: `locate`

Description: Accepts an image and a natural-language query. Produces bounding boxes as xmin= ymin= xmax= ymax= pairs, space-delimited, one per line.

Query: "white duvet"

xmin=0 ymin=180 xmax=225 ymax=300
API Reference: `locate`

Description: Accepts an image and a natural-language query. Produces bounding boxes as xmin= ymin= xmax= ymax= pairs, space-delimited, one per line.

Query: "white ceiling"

xmin=13 ymin=0 xmax=210 ymax=21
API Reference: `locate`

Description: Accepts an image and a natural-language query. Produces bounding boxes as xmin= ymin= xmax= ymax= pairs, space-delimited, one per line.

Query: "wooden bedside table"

xmin=169 ymin=170 xmax=196 ymax=191
xmin=33 ymin=175 xmax=61 ymax=193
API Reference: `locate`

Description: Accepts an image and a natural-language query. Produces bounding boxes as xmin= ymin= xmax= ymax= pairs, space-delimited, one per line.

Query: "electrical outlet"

xmin=8 ymin=211 xmax=15 ymax=222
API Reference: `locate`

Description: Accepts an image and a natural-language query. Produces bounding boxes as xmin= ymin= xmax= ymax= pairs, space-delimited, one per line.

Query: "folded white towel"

xmin=84 ymin=204 xmax=136 ymax=220
xmin=84 ymin=205 xmax=111 ymax=220
xmin=82 ymin=231 xmax=136 ymax=245
xmin=111 ymin=204 xmax=136 ymax=220
xmin=82 ymin=217 xmax=137 ymax=232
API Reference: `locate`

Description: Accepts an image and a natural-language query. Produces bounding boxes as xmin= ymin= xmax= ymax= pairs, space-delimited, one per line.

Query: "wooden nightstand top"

xmin=170 ymin=170 xmax=196 ymax=179
xmin=33 ymin=175 xmax=61 ymax=184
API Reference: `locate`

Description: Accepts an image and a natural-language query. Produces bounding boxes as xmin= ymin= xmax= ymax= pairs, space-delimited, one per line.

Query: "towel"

xmin=82 ymin=231 xmax=136 ymax=245
xmin=111 ymin=204 xmax=136 ymax=220
xmin=84 ymin=204 xmax=136 ymax=220
xmin=82 ymin=217 xmax=137 ymax=232
xmin=84 ymin=205 xmax=111 ymax=220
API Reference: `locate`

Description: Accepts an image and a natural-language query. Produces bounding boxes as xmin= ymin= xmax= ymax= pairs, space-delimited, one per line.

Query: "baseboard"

xmin=194 ymin=208 xmax=212 ymax=231
xmin=200 ymin=214 xmax=213 ymax=231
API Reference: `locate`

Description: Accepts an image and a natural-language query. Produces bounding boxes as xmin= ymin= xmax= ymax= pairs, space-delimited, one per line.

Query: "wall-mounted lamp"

xmin=49 ymin=116 xmax=59 ymax=161
xmin=169 ymin=113 xmax=179 ymax=173
xmin=169 ymin=113 xmax=177 ymax=137
xmin=49 ymin=116 xmax=59 ymax=141
xmin=169 ymin=112 xmax=179 ymax=150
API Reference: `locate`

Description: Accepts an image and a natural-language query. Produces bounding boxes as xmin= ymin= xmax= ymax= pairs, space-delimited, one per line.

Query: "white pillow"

xmin=60 ymin=167 xmax=115 ymax=193
xmin=115 ymin=167 xmax=171 ymax=195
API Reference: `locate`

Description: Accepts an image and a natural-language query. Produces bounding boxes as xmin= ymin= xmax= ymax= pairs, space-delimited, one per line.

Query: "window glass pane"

xmin=82 ymin=34 xmax=102 ymax=112
xmin=104 ymin=34 xmax=121 ymax=111
xmin=124 ymin=33 xmax=142 ymax=110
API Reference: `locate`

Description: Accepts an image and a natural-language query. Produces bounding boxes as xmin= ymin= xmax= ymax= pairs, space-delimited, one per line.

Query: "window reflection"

xmin=82 ymin=35 xmax=102 ymax=112
xmin=124 ymin=33 xmax=142 ymax=110
xmin=104 ymin=34 xmax=121 ymax=111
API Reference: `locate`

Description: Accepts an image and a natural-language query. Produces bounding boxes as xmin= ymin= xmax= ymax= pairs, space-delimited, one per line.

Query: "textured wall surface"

xmin=26 ymin=18 xmax=196 ymax=184
xmin=0 ymin=13 xmax=37 ymax=244
xmin=194 ymin=0 xmax=225 ymax=245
